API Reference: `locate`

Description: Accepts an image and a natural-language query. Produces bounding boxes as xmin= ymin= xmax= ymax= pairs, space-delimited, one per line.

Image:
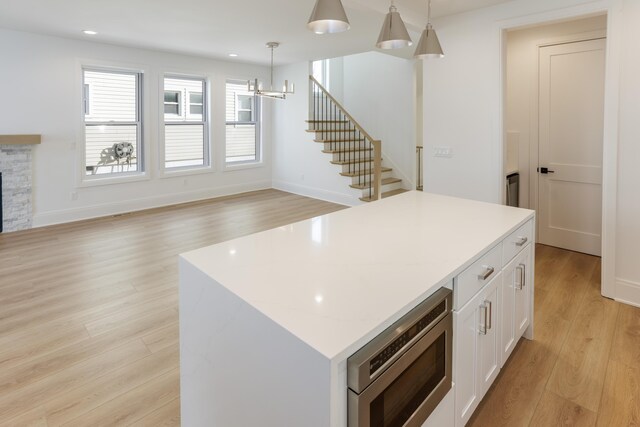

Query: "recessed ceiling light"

xmin=228 ymin=53 xmax=238 ymax=57
xmin=82 ymin=30 xmax=98 ymax=35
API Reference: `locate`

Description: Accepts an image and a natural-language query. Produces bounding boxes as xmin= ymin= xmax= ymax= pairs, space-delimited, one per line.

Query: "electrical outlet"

xmin=433 ymin=146 xmax=453 ymax=158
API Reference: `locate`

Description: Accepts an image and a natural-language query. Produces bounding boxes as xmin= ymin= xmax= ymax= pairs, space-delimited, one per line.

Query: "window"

xmin=189 ymin=92 xmax=203 ymax=115
xmin=312 ymin=59 xmax=330 ymax=91
xmin=163 ymin=76 xmax=208 ymax=170
xmin=164 ymin=91 xmax=181 ymax=115
xmin=83 ymin=68 xmax=142 ymax=176
xmin=236 ymin=95 xmax=253 ymax=122
xmin=226 ymin=80 xmax=260 ymax=164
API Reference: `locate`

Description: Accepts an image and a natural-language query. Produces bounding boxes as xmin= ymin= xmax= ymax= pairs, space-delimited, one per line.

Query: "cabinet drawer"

xmin=502 ymin=219 xmax=533 ymax=267
xmin=453 ymin=243 xmax=502 ymax=310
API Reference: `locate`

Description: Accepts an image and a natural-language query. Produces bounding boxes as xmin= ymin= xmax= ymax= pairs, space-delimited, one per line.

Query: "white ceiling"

xmin=0 ymin=0 xmax=514 ymax=65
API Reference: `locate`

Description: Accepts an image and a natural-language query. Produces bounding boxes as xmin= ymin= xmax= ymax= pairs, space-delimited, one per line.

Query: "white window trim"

xmin=77 ymin=61 xmax=149 ymax=187
xmin=159 ymin=73 xmax=212 ymax=176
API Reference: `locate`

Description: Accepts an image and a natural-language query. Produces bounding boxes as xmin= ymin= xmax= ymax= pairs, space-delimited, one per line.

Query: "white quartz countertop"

xmin=180 ymin=191 xmax=534 ymax=362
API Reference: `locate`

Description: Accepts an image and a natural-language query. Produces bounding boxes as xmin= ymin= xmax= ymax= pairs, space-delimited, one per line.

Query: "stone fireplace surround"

xmin=0 ymin=135 xmax=40 ymax=233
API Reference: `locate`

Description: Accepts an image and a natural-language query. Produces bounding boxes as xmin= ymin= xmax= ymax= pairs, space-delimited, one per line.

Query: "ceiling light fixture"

xmin=414 ymin=0 xmax=444 ymax=59
xmin=376 ymin=1 xmax=412 ymax=49
xmin=248 ymin=42 xmax=294 ymax=100
xmin=82 ymin=30 xmax=97 ymax=35
xmin=228 ymin=53 xmax=238 ymax=57
xmin=307 ymin=0 xmax=350 ymax=34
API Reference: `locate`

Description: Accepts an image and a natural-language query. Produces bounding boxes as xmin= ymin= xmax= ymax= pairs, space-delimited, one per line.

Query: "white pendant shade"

xmin=414 ymin=24 xmax=444 ymax=58
xmin=376 ymin=5 xmax=412 ymax=49
xmin=307 ymin=0 xmax=350 ymax=34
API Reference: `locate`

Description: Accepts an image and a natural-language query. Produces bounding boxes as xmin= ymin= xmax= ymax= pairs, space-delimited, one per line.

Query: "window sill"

xmin=78 ymin=172 xmax=150 ymax=188
xmin=223 ymin=161 xmax=264 ymax=172
xmin=160 ymin=165 xmax=214 ymax=179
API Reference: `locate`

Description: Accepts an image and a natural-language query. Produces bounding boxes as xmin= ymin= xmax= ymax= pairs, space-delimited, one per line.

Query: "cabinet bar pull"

xmin=479 ymin=303 xmax=488 ymax=335
xmin=515 ymin=237 xmax=528 ymax=247
xmin=515 ymin=266 xmax=523 ymax=290
xmin=485 ymin=300 xmax=493 ymax=330
xmin=478 ymin=266 xmax=495 ymax=281
xmin=519 ymin=263 xmax=526 ymax=288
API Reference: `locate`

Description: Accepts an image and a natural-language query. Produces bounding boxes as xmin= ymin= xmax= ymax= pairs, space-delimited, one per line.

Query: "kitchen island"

xmin=179 ymin=191 xmax=535 ymax=426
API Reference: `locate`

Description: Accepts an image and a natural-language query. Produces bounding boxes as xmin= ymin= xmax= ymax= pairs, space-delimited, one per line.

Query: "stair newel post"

xmin=373 ymin=140 xmax=382 ymax=200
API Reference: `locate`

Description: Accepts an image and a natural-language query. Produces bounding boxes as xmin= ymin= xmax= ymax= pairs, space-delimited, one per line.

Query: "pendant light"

xmin=248 ymin=42 xmax=295 ymax=100
xmin=376 ymin=1 xmax=412 ymax=49
xmin=307 ymin=0 xmax=350 ymax=34
xmin=414 ymin=0 xmax=444 ymax=58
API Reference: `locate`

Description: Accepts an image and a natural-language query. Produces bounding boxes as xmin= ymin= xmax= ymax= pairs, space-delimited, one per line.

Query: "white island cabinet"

xmin=179 ymin=191 xmax=534 ymax=427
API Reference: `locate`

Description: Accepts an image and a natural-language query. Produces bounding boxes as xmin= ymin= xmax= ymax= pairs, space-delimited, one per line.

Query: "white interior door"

xmin=538 ymin=38 xmax=605 ymax=256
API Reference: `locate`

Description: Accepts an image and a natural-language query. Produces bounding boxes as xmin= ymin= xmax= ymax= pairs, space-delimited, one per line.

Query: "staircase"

xmin=307 ymin=76 xmax=407 ymax=202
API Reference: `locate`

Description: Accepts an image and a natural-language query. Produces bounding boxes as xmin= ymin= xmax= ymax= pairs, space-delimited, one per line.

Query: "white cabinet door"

xmin=454 ymin=273 xmax=501 ymax=427
xmin=478 ymin=277 xmax=500 ymax=397
xmin=515 ymin=245 xmax=532 ymax=339
xmin=454 ymin=298 xmax=480 ymax=427
xmin=500 ymin=244 xmax=532 ymax=366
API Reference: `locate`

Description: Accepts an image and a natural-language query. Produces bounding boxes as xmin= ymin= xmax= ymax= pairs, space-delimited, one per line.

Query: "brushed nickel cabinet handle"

xmin=479 ymin=303 xmax=488 ymax=335
xmin=486 ymin=300 xmax=492 ymax=330
xmin=478 ymin=266 xmax=495 ymax=281
xmin=515 ymin=266 xmax=523 ymax=290
xmin=520 ymin=263 xmax=526 ymax=288
xmin=516 ymin=237 xmax=528 ymax=247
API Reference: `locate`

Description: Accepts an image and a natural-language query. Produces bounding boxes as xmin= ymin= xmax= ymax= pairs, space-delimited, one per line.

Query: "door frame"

xmin=530 ymin=32 xmax=606 ymax=251
xmin=498 ymin=4 xmax=622 ymax=299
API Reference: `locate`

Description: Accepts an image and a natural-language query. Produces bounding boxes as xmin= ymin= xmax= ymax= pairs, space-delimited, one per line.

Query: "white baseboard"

xmin=615 ymin=278 xmax=640 ymax=308
xmin=32 ymin=180 xmax=272 ymax=228
xmin=272 ymin=180 xmax=357 ymax=207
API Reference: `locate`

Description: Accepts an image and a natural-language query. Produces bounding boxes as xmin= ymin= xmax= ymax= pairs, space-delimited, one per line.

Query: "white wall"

xmin=342 ymin=52 xmax=416 ymax=188
xmin=0 ymin=28 xmax=272 ymax=227
xmin=614 ymin=0 xmax=640 ymax=305
xmin=423 ymin=0 xmax=613 ymax=204
xmin=423 ymin=0 xmax=640 ymax=305
xmin=505 ymin=15 xmax=607 ymax=209
xmin=272 ymin=62 xmax=361 ymax=205
xmin=272 ymin=52 xmax=416 ymax=205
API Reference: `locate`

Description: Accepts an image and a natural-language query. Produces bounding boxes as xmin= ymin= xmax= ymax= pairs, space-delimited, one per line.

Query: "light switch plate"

xmin=433 ymin=146 xmax=453 ymax=158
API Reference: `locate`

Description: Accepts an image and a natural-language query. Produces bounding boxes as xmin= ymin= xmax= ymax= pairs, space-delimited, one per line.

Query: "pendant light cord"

xmin=427 ymin=0 xmax=432 ymax=25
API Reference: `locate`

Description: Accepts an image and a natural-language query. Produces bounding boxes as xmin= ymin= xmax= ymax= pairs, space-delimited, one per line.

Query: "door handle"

xmin=538 ymin=167 xmax=555 ymax=174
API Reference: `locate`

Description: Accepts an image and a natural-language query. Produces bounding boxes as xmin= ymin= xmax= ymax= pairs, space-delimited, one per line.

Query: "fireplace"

xmin=0 ymin=135 xmax=40 ymax=233
xmin=0 ymin=172 xmax=3 ymax=233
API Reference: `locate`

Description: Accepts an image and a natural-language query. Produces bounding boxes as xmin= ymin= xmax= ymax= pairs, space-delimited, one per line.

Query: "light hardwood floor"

xmin=1 ymin=191 xmax=638 ymax=426
xmin=0 ymin=190 xmax=346 ymax=426
xmin=469 ymin=244 xmax=640 ymax=427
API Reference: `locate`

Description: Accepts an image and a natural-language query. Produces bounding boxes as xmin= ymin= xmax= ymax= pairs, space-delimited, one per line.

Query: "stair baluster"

xmin=308 ymin=76 xmax=385 ymax=201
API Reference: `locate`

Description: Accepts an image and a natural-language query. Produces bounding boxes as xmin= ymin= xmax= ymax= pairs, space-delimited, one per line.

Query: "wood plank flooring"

xmin=469 ymin=244 xmax=640 ymax=427
xmin=1 ymin=191 xmax=639 ymax=426
xmin=0 ymin=190 xmax=346 ymax=426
